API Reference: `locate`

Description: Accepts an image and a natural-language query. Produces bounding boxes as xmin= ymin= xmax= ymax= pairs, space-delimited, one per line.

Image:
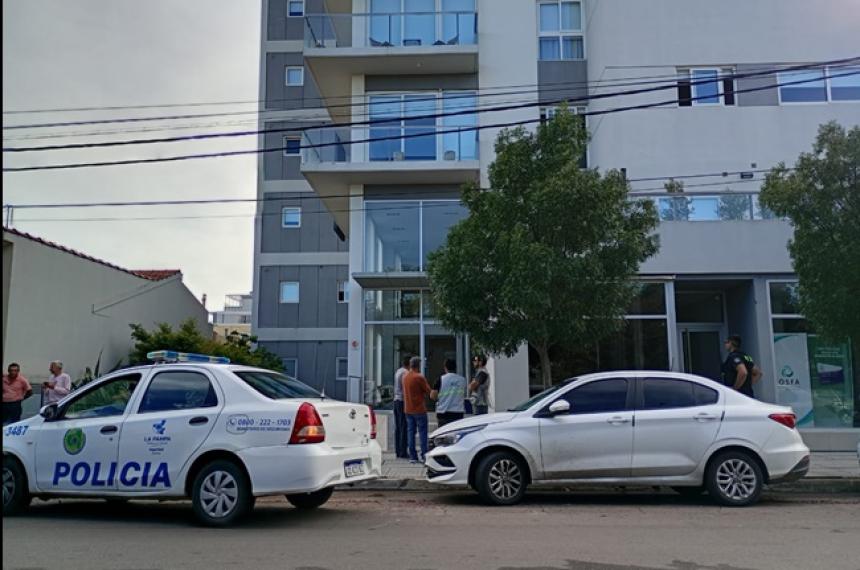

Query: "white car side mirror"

xmin=548 ymin=400 xmax=570 ymax=416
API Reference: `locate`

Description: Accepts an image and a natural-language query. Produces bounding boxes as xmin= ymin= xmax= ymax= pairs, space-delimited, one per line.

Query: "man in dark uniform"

xmin=721 ymin=334 xmax=762 ymax=397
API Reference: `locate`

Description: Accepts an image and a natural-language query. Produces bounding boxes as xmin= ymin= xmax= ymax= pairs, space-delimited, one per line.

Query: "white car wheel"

xmin=706 ymin=451 xmax=763 ymax=507
xmin=192 ymin=460 xmax=252 ymax=526
xmin=475 ymin=451 xmax=528 ymax=506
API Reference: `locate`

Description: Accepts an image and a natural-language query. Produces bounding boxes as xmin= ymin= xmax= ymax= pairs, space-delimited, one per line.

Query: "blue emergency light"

xmin=146 ymin=350 xmax=231 ymax=364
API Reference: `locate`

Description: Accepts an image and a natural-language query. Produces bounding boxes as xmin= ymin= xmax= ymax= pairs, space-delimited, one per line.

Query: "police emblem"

xmin=63 ymin=428 xmax=86 ymax=455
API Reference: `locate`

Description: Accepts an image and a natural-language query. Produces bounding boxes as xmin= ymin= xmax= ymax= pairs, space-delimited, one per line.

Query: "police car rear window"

xmin=233 ymin=371 xmax=322 ymax=399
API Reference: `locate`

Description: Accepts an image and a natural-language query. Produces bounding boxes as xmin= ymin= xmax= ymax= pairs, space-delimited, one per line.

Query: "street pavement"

xmin=3 ymin=490 xmax=859 ymax=570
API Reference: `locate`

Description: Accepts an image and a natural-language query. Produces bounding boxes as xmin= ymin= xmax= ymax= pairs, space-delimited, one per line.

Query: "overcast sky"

xmin=3 ymin=0 xmax=261 ymax=311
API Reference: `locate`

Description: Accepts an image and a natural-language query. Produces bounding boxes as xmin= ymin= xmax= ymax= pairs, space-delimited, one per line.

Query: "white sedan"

xmin=3 ymin=352 xmax=381 ymax=526
xmin=425 ymin=371 xmax=809 ymax=506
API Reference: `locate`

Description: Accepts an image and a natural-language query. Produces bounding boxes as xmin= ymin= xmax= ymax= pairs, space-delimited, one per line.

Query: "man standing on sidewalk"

xmin=721 ymin=335 xmax=762 ymax=398
xmin=432 ymin=358 xmax=467 ymax=428
xmin=469 ymin=355 xmax=491 ymax=415
xmin=392 ymin=355 xmax=410 ymax=459
xmin=42 ymin=361 xmax=72 ymax=405
xmin=3 ymin=363 xmax=33 ymax=425
xmin=403 ymin=356 xmax=431 ymax=463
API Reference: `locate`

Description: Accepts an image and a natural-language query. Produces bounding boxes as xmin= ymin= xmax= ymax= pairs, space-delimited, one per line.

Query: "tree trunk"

xmin=535 ymin=343 xmax=553 ymax=391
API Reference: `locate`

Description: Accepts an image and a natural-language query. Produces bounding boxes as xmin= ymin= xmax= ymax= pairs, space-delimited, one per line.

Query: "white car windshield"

xmin=507 ymin=377 xmax=579 ymax=412
xmin=233 ymin=371 xmax=322 ymax=399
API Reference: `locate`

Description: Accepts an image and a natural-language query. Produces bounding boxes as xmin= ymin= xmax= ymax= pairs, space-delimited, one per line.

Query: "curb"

xmin=345 ymin=476 xmax=860 ymax=495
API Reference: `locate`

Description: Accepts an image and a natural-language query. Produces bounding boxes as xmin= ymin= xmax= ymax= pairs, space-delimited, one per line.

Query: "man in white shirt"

xmin=431 ymin=358 xmax=467 ymax=428
xmin=392 ymin=355 xmax=411 ymax=459
xmin=42 ymin=361 xmax=72 ymax=405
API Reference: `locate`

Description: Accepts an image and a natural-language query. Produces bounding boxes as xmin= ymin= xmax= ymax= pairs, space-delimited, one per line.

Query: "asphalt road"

xmin=3 ymin=490 xmax=859 ymax=570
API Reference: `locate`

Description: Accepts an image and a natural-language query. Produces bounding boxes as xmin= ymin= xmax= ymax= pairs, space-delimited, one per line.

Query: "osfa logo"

xmin=152 ymin=420 xmax=167 ymax=435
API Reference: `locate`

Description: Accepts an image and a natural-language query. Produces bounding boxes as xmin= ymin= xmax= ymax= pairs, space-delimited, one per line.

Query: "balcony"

xmin=303 ymin=11 xmax=479 ymax=121
xmin=301 ymin=124 xmax=480 ymax=231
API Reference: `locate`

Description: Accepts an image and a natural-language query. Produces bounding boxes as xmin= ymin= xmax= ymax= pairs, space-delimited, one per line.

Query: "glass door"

xmin=679 ymin=327 xmax=724 ymax=382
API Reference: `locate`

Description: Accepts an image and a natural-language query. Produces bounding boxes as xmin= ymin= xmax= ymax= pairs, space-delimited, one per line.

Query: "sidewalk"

xmin=360 ymin=452 xmax=860 ymax=493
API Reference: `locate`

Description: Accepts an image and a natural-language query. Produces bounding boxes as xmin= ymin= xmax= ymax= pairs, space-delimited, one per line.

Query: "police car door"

xmin=35 ymin=373 xmax=143 ymax=492
xmin=116 ymin=368 xmax=223 ymax=493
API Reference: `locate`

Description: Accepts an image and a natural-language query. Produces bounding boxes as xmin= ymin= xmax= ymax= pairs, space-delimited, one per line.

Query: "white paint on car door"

xmin=538 ymin=378 xmax=634 ymax=479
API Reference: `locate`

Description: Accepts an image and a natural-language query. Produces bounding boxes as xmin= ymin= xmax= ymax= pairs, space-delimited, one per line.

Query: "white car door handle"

xmin=694 ymin=413 xmax=718 ymax=421
xmin=606 ymin=416 xmax=630 ymax=425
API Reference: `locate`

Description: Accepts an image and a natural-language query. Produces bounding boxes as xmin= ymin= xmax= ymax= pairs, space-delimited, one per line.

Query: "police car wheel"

xmin=474 ymin=451 xmax=528 ymax=506
xmin=3 ymin=456 xmax=31 ymax=516
xmin=191 ymin=460 xmax=252 ymax=526
xmin=706 ymin=450 xmax=763 ymax=507
xmin=286 ymin=486 xmax=334 ymax=509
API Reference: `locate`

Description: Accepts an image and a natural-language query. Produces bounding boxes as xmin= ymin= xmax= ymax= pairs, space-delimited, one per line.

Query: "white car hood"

xmin=430 ymin=412 xmax=519 ymax=437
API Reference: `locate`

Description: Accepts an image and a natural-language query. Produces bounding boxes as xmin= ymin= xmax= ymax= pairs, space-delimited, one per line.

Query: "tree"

xmin=129 ymin=319 xmax=283 ymax=371
xmin=759 ymin=121 xmax=860 ymax=345
xmin=427 ymin=107 xmax=660 ymax=389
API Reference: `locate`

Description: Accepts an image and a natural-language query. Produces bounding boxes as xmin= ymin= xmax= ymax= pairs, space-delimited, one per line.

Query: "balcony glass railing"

xmin=304 ymin=11 xmax=478 ymax=49
xmin=302 ymin=125 xmax=479 ymax=164
xmin=633 ymin=192 xmax=777 ymax=222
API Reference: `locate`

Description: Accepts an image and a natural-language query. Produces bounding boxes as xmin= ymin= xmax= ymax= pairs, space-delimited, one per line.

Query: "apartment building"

xmin=253 ymin=0 xmax=860 ymax=448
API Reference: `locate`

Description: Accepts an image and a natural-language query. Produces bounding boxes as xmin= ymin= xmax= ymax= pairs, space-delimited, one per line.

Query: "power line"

xmin=1 ymin=63 xmax=801 ymax=117
xmin=5 ymin=58 xmax=856 ymax=132
xmin=4 ymin=68 xmax=854 ymax=173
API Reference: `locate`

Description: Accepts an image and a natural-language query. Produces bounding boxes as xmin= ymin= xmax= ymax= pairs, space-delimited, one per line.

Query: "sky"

xmin=3 ymin=0 xmax=262 ymax=312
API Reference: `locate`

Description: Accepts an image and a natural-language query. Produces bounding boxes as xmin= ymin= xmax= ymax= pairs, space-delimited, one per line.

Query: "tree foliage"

xmin=129 ymin=319 xmax=283 ymax=371
xmin=427 ymin=107 xmax=660 ymax=388
xmin=759 ymin=121 xmax=860 ymax=345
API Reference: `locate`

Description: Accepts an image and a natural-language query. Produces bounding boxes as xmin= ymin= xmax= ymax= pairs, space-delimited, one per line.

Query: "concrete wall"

xmin=2 ymin=232 xmax=209 ymax=416
xmin=257 ymin=264 xmax=350 ymax=329
xmin=258 ymin=339 xmax=349 ymax=399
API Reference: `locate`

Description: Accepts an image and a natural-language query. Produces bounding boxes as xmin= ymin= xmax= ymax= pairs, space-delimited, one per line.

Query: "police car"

xmin=2 ymin=351 xmax=382 ymax=526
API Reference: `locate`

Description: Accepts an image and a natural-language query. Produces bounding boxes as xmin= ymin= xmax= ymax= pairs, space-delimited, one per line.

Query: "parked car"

xmin=425 ymin=371 xmax=809 ymax=507
xmin=3 ymin=351 xmax=381 ymax=526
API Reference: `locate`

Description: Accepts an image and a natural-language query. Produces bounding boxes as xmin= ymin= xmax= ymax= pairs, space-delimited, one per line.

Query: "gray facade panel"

xmin=364 ymin=184 xmax=462 ymax=200
xmin=261 ymin=192 xmax=349 ymax=253
xmin=265 ymin=53 xmax=322 ymax=110
xmin=257 ymin=264 xmax=348 ymax=329
xmin=263 ymin=120 xmax=322 ymax=180
xmin=365 ymin=74 xmax=478 ymax=92
xmin=259 ymin=340 xmax=349 ymax=399
xmin=538 ymin=61 xmax=588 ymax=104
xmin=268 ymin=0 xmax=325 ymax=41
xmin=736 ymin=63 xmax=779 ymax=106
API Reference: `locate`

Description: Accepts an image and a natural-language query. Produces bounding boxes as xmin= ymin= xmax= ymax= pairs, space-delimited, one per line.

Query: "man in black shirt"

xmin=721 ymin=334 xmax=762 ymax=397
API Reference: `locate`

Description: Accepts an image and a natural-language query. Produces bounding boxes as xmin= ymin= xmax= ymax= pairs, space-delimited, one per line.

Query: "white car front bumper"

xmin=239 ymin=441 xmax=383 ymax=495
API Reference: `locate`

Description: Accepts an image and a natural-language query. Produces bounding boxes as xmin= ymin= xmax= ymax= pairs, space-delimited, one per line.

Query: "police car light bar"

xmin=147 ymin=350 xmax=231 ymax=364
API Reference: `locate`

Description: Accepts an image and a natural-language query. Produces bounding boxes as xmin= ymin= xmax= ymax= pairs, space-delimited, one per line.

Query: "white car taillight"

xmin=289 ymin=402 xmax=326 ymax=444
xmin=369 ymin=407 xmax=377 ymax=439
xmin=768 ymin=413 xmax=797 ymax=429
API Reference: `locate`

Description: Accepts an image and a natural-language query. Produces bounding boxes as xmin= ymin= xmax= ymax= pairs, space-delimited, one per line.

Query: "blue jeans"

xmin=475 ymin=405 xmax=488 ymax=415
xmin=393 ymin=400 xmax=408 ymax=458
xmin=406 ymin=413 xmax=428 ymax=461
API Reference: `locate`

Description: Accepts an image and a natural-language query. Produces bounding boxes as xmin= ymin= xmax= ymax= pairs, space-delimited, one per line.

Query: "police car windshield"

xmin=233 ymin=371 xmax=322 ymax=399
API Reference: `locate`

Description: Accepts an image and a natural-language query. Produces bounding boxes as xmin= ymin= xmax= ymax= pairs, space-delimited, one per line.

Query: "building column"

xmin=487 ymin=344 xmax=530 ymax=413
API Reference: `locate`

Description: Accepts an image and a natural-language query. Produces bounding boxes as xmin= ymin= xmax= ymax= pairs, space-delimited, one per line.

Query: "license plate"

xmin=344 ymin=460 xmax=365 ymax=478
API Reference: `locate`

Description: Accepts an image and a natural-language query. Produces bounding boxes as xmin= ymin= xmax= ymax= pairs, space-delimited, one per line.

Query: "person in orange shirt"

xmin=402 ymin=356 xmax=432 ymax=463
xmin=3 ymin=363 xmax=33 ymax=425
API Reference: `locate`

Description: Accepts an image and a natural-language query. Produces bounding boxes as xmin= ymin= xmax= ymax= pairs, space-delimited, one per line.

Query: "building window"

xmin=336 ymin=357 xmax=348 ymax=380
xmin=279 ymin=281 xmax=300 ymax=303
xmin=282 ymin=358 xmax=298 ymax=377
xmin=778 ymin=69 xmax=828 ymax=103
xmin=283 ymin=136 xmax=301 ymax=156
xmin=829 ymin=65 xmax=860 ymax=101
xmin=287 ymin=0 xmax=304 ymax=17
xmin=337 ymin=281 xmax=349 ymax=303
xmin=540 ymin=106 xmax=588 ymax=168
xmin=281 ymin=207 xmax=301 ymax=228
xmin=677 ymin=68 xmax=736 ymax=107
xmin=538 ymin=1 xmax=584 ymax=61
xmin=285 ymin=66 xmax=304 ymax=86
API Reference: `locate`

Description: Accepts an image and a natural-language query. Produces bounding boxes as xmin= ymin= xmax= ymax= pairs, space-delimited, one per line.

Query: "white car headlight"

xmin=432 ymin=425 xmax=486 ymax=447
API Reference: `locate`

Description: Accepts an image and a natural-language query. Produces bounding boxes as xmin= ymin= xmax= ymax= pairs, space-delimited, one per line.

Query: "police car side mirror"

xmin=40 ymin=404 xmax=58 ymax=421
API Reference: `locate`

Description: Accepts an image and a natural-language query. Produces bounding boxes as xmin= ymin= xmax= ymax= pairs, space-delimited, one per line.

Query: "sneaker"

xmin=409 ymin=459 xmax=419 ymax=464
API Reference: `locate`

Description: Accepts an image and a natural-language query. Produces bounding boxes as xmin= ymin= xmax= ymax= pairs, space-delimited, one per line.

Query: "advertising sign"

xmin=807 ymin=336 xmax=855 ymax=428
xmin=773 ymin=333 xmax=814 ymax=426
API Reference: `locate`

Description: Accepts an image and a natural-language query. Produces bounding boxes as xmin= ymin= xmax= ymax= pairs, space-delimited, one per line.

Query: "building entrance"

xmin=679 ymin=327 xmax=724 ymax=382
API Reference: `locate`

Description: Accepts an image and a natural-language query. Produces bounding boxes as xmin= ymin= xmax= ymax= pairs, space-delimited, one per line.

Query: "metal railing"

xmin=304 ymin=11 xmax=478 ymax=49
xmin=631 ymin=191 xmax=778 ymax=222
xmin=302 ymin=125 xmax=479 ymax=164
